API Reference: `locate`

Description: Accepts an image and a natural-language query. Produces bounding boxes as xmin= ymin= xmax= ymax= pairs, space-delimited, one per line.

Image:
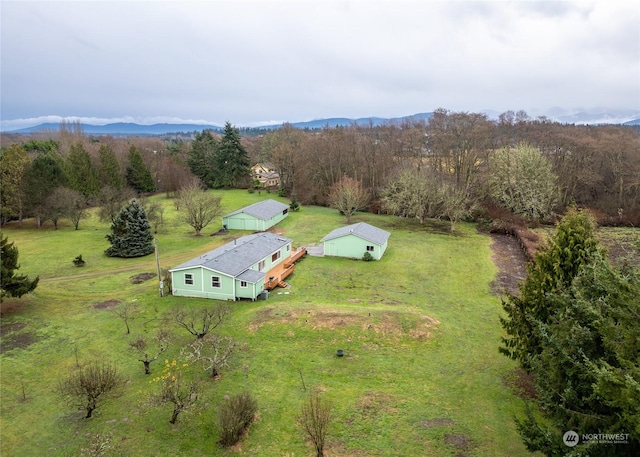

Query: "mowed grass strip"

xmin=1 ymin=190 xmax=531 ymax=456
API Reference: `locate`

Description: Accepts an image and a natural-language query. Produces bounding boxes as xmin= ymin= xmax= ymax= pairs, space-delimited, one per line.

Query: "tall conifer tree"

xmin=126 ymin=146 xmax=155 ymax=193
xmin=214 ymin=122 xmax=249 ymax=188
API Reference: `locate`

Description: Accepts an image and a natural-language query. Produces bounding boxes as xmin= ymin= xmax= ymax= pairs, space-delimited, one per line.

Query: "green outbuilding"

xmin=321 ymin=222 xmax=390 ymax=260
xmin=222 ymin=199 xmax=290 ymax=231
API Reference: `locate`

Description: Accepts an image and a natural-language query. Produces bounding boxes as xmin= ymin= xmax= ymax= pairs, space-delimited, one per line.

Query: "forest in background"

xmin=2 ymin=109 xmax=639 ymax=229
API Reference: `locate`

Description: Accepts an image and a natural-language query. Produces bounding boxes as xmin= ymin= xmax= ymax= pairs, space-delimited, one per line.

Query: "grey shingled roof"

xmin=223 ymin=199 xmax=289 ymax=221
xmin=321 ymin=222 xmax=390 ymax=245
xmin=170 ymin=232 xmax=291 ymax=279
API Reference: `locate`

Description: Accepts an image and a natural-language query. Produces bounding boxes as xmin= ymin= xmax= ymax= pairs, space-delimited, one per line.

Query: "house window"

xmin=240 ymin=281 xmax=248 ymax=288
xmin=282 ymin=208 xmax=288 ymax=215
xmin=185 ymin=274 xmax=194 ymax=285
xmin=211 ymin=276 xmax=221 ymax=288
xmin=272 ymin=251 xmax=281 ymax=262
xmin=366 ymin=246 xmax=375 ymax=252
xmin=258 ymin=260 xmax=265 ymax=271
xmin=287 ymin=245 xmax=290 ymax=251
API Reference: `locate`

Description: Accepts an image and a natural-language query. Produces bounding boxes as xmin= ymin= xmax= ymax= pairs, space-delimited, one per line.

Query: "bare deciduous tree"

xmin=182 ymin=334 xmax=238 ymax=378
xmin=113 ymin=302 xmax=138 ymax=334
xmin=58 ymin=362 xmax=126 ymax=418
xmin=178 ymin=178 xmax=222 ymax=236
xmin=298 ymin=390 xmax=334 ymax=457
xmin=130 ymin=329 xmax=170 ymax=375
xmin=97 ymin=185 xmax=137 ymax=224
xmin=328 ymin=175 xmax=369 ymax=223
xmin=172 ymin=303 xmax=231 ymax=339
xmin=148 ymin=359 xmax=199 ymax=424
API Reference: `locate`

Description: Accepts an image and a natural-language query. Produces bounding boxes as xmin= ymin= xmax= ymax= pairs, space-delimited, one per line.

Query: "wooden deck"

xmin=264 ymin=247 xmax=307 ymax=290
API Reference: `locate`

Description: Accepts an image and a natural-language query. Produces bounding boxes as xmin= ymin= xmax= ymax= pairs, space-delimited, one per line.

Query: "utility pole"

xmin=154 ymin=237 xmax=163 ymax=297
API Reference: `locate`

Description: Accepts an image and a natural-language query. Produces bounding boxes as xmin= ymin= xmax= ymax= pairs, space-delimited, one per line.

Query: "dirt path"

xmin=488 ymin=233 xmax=529 ymax=296
xmin=40 ymin=246 xmax=215 ymax=284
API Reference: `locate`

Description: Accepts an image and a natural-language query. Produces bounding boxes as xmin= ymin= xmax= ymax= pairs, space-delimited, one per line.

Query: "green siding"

xmin=247 ymin=243 xmax=291 ymax=273
xmin=171 ymin=267 xmax=236 ymax=300
xmin=234 ymin=278 xmax=264 ymax=300
xmin=323 ymin=235 xmax=386 ymax=260
xmin=222 ymin=211 xmax=288 ymax=231
xmin=171 ymin=241 xmax=292 ymax=300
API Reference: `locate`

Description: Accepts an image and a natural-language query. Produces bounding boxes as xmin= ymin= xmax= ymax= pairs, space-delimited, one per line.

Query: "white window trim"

xmin=185 ymin=273 xmax=194 ymax=285
xmin=211 ymin=276 xmax=221 ymax=288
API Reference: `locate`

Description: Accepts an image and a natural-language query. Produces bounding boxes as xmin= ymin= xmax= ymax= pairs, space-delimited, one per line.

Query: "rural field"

xmin=7 ymin=190 xmax=637 ymax=456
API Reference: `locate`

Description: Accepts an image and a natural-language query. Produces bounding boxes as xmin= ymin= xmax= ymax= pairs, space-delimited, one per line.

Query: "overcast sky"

xmin=1 ymin=0 xmax=639 ymax=129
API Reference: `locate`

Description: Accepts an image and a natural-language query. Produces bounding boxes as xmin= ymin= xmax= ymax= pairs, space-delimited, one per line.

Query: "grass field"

xmin=1 ymin=190 xmax=537 ymax=456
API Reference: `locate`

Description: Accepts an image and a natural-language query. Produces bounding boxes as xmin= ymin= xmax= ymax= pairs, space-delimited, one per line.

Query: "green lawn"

xmin=1 ymin=190 xmax=533 ymax=456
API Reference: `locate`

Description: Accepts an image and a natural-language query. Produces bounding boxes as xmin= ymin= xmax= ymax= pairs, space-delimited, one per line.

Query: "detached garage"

xmin=321 ymin=222 xmax=390 ymax=260
xmin=222 ymin=199 xmax=289 ymax=231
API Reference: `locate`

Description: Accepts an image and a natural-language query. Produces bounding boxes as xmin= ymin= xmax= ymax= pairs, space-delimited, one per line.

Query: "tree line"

xmin=252 ymin=109 xmax=640 ymax=226
xmin=2 ymin=110 xmax=639 ymax=230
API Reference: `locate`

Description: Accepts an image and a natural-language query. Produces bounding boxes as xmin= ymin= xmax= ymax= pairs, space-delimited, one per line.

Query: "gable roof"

xmin=321 ymin=222 xmax=390 ymax=245
xmin=223 ymin=199 xmax=289 ymax=221
xmin=170 ymin=232 xmax=292 ymax=278
xmin=252 ymin=162 xmax=276 ymax=171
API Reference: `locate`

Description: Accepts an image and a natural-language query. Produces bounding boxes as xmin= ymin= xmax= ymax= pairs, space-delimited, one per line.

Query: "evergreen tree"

xmin=516 ymin=254 xmax=640 ymax=456
xmin=105 ymin=199 xmax=154 ymax=257
xmin=214 ymin=122 xmax=249 ymax=188
xmin=126 ymin=146 xmax=155 ymax=193
xmin=1 ymin=234 xmax=39 ymax=302
xmin=187 ymin=130 xmax=218 ymax=187
xmin=500 ymin=208 xmax=602 ymax=368
xmin=0 ymin=144 xmax=30 ymax=225
xmin=25 ymin=152 xmax=67 ymax=227
xmin=98 ymin=144 xmax=125 ymax=190
xmin=65 ymin=143 xmax=101 ymax=197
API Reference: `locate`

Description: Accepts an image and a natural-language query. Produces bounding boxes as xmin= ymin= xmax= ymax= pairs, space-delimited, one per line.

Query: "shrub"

xmin=290 ymin=192 xmax=300 ymax=212
xmin=362 ymin=251 xmax=374 ymax=262
xmin=218 ymin=392 xmax=258 ymax=447
xmin=73 ymin=255 xmax=86 ymax=267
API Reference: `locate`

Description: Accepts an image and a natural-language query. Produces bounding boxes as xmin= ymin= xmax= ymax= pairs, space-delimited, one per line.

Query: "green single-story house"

xmin=169 ymin=232 xmax=292 ymax=300
xmin=321 ymin=222 xmax=390 ymax=260
xmin=222 ymin=199 xmax=289 ymax=231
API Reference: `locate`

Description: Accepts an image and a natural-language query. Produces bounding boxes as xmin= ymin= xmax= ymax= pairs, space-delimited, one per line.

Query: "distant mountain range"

xmin=4 ymin=113 xmax=435 ymax=136
xmin=4 ymin=110 xmax=639 ymax=136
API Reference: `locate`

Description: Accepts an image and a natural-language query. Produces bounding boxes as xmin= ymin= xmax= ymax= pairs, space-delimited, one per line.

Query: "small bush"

xmin=73 ymin=255 xmax=86 ymax=267
xmin=218 ymin=392 xmax=258 ymax=447
xmin=362 ymin=251 xmax=374 ymax=262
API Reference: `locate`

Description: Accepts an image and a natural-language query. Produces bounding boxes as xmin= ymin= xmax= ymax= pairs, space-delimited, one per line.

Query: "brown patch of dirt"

xmin=599 ymin=232 xmax=640 ymax=268
xmin=444 ymin=433 xmax=472 ymax=454
xmin=0 ymin=322 xmax=37 ymax=353
xmin=93 ymin=299 xmax=121 ymax=309
xmin=489 ymin=233 xmax=529 ymax=296
xmin=248 ymin=307 xmax=439 ymax=340
xmin=130 ymin=272 xmax=156 ymax=284
xmin=355 ymin=391 xmax=399 ymax=417
xmin=504 ymin=368 xmax=538 ymax=400
xmin=0 ymin=321 xmax=27 ymax=336
xmin=0 ymin=300 xmax=28 ymax=316
xmin=421 ymin=418 xmax=455 ymax=428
